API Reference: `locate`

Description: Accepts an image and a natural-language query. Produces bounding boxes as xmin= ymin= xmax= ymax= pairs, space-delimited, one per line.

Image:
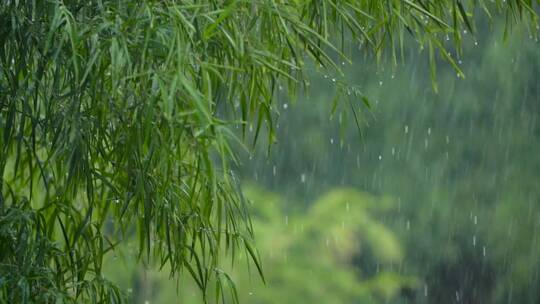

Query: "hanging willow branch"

xmin=0 ymin=0 xmax=537 ymax=303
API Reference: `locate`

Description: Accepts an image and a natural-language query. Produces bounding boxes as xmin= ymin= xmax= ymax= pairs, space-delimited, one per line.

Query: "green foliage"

xmin=237 ymin=187 xmax=417 ymax=303
xmin=0 ymin=200 xmax=123 ymax=302
xmin=0 ymin=0 xmax=538 ymax=302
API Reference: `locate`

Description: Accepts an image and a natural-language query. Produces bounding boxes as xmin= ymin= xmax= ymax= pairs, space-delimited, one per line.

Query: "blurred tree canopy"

xmin=1 ymin=0 xmax=538 ymax=302
xmin=242 ymin=20 xmax=540 ymax=303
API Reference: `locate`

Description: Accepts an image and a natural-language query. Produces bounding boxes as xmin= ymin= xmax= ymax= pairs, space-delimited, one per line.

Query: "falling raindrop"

xmin=283 ymin=103 xmax=288 ymax=109
xmin=378 ymin=155 xmax=382 ymax=160
xmin=301 ymin=173 xmax=306 ymax=183
xmin=405 ymin=125 xmax=409 ymax=133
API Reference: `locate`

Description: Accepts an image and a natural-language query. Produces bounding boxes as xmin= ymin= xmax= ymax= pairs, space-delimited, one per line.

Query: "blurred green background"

xmin=103 ymin=22 xmax=540 ymax=304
